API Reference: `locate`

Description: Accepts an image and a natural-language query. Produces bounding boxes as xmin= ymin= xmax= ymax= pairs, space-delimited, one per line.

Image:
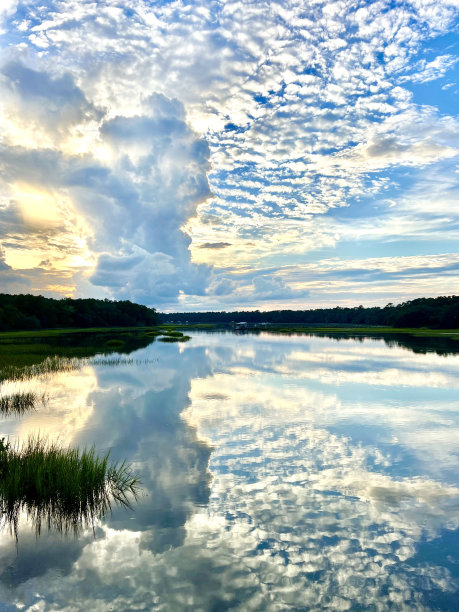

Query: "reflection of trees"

xmin=305 ymin=332 xmax=459 ymax=356
xmin=380 ymin=333 xmax=459 ymax=356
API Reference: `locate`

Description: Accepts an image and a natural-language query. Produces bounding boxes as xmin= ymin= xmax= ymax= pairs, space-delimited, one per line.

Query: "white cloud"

xmin=0 ymin=0 xmax=18 ymax=33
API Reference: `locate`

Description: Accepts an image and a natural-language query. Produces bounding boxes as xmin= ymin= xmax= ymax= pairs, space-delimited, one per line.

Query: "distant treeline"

xmin=0 ymin=294 xmax=159 ymax=331
xmin=161 ymin=296 xmax=459 ymax=329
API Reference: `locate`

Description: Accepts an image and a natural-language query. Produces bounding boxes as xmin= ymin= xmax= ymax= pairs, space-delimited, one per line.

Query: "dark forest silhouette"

xmin=0 ymin=294 xmax=159 ymax=331
xmin=161 ymin=296 xmax=459 ymax=329
xmin=1 ymin=294 xmax=458 ymax=332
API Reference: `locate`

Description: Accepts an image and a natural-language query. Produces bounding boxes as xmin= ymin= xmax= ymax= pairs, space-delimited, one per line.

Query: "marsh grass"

xmin=157 ymin=330 xmax=192 ymax=343
xmin=0 ymin=356 xmax=84 ymax=383
xmin=1 ymin=355 xmax=158 ymax=384
xmin=158 ymin=335 xmax=191 ymax=343
xmin=0 ymin=392 xmax=47 ymax=416
xmin=266 ymin=325 xmax=459 ymax=338
xmin=91 ymin=357 xmax=158 ymax=367
xmin=0 ymin=328 xmax=159 ymax=373
xmin=0 ymin=436 xmax=140 ymax=539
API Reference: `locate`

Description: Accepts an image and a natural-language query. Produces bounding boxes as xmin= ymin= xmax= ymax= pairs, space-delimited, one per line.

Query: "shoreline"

xmin=1 ymin=325 xmax=458 ymax=340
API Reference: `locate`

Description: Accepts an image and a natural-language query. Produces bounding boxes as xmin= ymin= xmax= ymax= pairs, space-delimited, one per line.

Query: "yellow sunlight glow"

xmin=12 ymin=183 xmax=62 ymax=227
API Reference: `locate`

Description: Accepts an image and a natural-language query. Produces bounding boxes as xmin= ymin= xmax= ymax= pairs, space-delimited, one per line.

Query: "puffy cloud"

xmin=0 ymin=60 xmax=100 ymax=136
xmin=0 ymin=0 xmax=18 ymax=33
xmin=0 ymin=342 xmax=214 ymax=593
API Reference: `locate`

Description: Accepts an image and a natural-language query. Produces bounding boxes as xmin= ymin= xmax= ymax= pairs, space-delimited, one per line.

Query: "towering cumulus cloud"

xmin=89 ymin=95 xmax=212 ymax=303
xmin=0 ymin=59 xmax=211 ymax=305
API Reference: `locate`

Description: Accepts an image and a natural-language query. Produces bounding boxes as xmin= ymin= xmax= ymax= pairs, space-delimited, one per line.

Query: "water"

xmin=0 ymin=331 xmax=458 ymax=611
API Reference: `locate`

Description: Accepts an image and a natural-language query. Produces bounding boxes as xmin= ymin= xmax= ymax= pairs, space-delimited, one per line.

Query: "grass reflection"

xmin=0 ymin=355 xmax=157 ymax=383
xmin=0 ymin=391 xmax=47 ymax=416
xmin=157 ymin=330 xmax=191 ymax=342
xmin=0 ymin=355 xmax=92 ymax=383
xmin=0 ymin=436 xmax=140 ymax=540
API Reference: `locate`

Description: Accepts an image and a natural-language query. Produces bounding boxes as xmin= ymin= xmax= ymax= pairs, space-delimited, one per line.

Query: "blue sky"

xmin=0 ymin=0 xmax=457 ymax=311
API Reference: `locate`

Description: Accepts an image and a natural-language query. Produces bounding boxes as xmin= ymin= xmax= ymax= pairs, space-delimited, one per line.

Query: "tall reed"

xmin=0 ymin=436 xmax=140 ymax=539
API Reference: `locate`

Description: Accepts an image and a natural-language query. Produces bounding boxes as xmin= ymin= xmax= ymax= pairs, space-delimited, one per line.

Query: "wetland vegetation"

xmin=0 ymin=436 xmax=139 ymax=539
xmin=157 ymin=330 xmax=191 ymax=342
xmin=0 ymin=328 xmax=161 ymax=376
xmin=0 ymin=324 xmax=147 ymax=541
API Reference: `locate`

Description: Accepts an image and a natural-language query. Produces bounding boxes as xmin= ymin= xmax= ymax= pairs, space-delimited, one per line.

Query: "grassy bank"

xmin=0 ymin=327 xmax=193 ymax=384
xmin=1 ymin=325 xmax=457 ymax=376
xmin=159 ymin=323 xmax=459 ymax=339
xmin=0 ymin=326 xmax=160 ymax=339
xmin=3 ymin=323 xmax=456 ymax=340
xmin=158 ymin=335 xmax=191 ymax=343
xmin=0 ymin=327 xmax=160 ymax=371
xmin=264 ymin=325 xmax=459 ymax=339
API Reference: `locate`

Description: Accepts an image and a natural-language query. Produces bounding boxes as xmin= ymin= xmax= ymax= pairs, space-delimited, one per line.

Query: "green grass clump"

xmin=158 ymin=335 xmax=191 ymax=343
xmin=145 ymin=330 xmax=162 ymax=337
xmin=163 ymin=331 xmax=184 ymax=337
xmin=187 ymin=324 xmax=216 ymax=329
xmin=0 ymin=436 xmax=140 ymax=538
xmin=0 ymin=392 xmax=46 ymax=416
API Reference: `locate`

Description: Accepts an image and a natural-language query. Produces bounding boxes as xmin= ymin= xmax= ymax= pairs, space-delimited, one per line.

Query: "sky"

xmin=0 ymin=0 xmax=458 ymax=312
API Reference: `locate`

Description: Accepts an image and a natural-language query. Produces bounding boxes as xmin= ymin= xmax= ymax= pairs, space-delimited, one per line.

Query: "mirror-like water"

xmin=0 ymin=331 xmax=458 ymax=611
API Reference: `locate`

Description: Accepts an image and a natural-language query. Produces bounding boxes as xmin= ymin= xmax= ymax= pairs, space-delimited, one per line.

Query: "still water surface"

xmin=0 ymin=332 xmax=458 ymax=611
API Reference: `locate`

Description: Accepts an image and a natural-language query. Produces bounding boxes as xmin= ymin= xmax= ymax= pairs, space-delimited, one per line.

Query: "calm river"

xmin=0 ymin=331 xmax=458 ymax=611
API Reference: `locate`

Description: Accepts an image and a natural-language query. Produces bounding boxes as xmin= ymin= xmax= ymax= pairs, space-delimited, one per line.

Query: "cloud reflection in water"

xmin=0 ymin=333 xmax=457 ymax=610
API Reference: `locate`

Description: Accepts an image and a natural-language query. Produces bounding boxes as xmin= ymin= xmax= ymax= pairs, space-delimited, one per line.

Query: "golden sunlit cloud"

xmin=2 ymin=181 xmax=95 ymax=295
xmin=12 ymin=183 xmax=63 ymax=228
xmin=41 ymin=284 xmax=76 ymax=295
